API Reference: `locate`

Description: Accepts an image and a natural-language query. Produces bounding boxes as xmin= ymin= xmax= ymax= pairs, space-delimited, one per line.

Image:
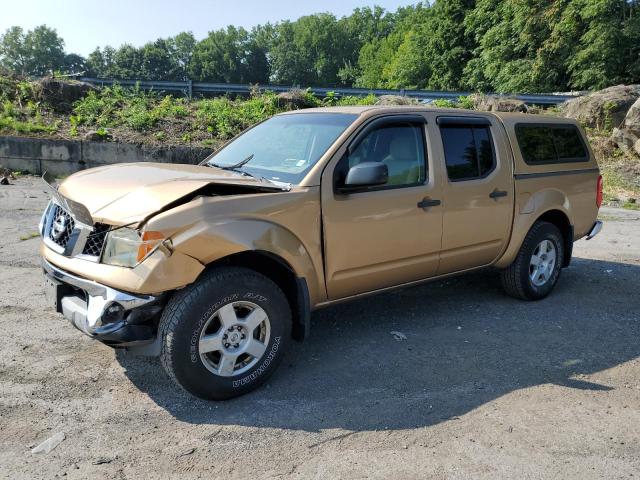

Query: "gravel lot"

xmin=1 ymin=176 xmax=639 ymax=479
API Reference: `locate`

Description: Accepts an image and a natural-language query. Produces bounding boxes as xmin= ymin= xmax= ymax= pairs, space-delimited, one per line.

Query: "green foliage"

xmin=0 ymin=25 xmax=66 ymax=75
xmin=72 ymin=84 xmax=191 ymax=131
xmin=3 ymin=2 xmax=640 ymax=92
xmin=194 ymin=92 xmax=281 ymax=139
xmin=431 ymin=99 xmax=458 ymax=108
xmin=457 ymin=95 xmax=475 ymax=109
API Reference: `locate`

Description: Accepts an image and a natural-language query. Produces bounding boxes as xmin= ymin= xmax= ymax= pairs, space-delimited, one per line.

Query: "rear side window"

xmin=515 ymin=124 xmax=588 ymax=164
xmin=440 ymin=125 xmax=496 ymax=181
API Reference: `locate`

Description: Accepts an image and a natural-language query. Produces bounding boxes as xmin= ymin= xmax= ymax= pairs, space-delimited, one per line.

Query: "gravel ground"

xmin=1 ymin=176 xmax=639 ymax=480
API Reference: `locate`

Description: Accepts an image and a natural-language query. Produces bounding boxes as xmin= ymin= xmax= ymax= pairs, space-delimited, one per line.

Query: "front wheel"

xmin=501 ymin=221 xmax=564 ymax=300
xmin=159 ymin=267 xmax=291 ymax=400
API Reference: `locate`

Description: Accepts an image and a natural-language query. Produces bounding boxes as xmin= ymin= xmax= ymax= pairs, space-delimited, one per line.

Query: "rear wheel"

xmin=501 ymin=221 xmax=564 ymax=300
xmin=160 ymin=267 xmax=291 ymax=400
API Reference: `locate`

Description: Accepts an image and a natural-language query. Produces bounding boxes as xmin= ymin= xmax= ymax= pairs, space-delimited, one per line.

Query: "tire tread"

xmin=159 ymin=267 xmax=290 ymax=397
xmin=501 ymin=221 xmax=562 ymax=301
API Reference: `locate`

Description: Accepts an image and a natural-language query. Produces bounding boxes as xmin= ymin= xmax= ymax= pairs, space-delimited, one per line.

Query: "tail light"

xmin=596 ymin=175 xmax=603 ymax=208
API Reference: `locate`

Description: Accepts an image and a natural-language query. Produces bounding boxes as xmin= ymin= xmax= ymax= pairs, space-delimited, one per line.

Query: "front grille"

xmin=82 ymin=223 xmax=110 ymax=257
xmin=47 ymin=204 xmax=75 ymax=249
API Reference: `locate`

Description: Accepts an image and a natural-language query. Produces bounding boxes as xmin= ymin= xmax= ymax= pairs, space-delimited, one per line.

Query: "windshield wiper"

xmin=210 ymin=154 xmax=254 ymax=172
xmin=208 ymin=154 xmax=290 ymax=190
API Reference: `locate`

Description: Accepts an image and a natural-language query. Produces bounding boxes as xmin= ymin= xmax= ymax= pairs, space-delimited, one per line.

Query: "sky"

xmin=0 ymin=0 xmax=415 ymax=56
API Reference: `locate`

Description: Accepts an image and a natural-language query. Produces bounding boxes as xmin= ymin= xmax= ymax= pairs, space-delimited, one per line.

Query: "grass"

xmin=19 ymin=232 xmax=40 ymax=241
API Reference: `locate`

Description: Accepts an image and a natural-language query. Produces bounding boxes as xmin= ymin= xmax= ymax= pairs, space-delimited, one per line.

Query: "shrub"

xmin=431 ymin=98 xmax=458 ymax=108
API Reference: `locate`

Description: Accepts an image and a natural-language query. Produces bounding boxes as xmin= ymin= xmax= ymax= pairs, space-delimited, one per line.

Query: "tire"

xmin=159 ymin=267 xmax=291 ymax=400
xmin=501 ymin=221 xmax=564 ymax=301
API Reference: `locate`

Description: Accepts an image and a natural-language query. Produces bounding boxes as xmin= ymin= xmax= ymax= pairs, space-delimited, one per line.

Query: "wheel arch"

xmin=536 ymin=209 xmax=573 ymax=267
xmin=204 ymin=250 xmax=311 ymax=342
xmin=496 ymin=205 xmax=574 ymax=269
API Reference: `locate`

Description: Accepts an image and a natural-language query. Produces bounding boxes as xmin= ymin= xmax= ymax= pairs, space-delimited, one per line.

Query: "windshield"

xmin=205 ymin=113 xmax=358 ymax=184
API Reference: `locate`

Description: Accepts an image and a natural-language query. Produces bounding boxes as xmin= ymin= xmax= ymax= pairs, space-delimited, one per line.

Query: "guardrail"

xmin=78 ymin=77 xmax=581 ymax=106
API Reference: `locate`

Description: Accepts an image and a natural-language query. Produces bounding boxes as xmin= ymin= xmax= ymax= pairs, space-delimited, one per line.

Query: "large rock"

xmin=375 ymin=95 xmax=418 ymax=106
xmin=36 ymin=77 xmax=98 ymax=113
xmin=621 ymin=97 xmax=640 ymax=135
xmin=469 ymin=94 xmax=528 ymax=113
xmin=612 ymin=127 xmax=639 ymax=152
xmin=276 ymin=89 xmax=317 ymax=110
xmin=561 ymin=84 xmax=640 ymax=129
xmin=611 ymin=97 xmax=640 ymax=156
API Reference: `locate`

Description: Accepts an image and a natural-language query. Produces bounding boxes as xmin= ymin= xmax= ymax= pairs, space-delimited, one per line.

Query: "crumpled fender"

xmin=166 ymin=218 xmax=323 ymax=304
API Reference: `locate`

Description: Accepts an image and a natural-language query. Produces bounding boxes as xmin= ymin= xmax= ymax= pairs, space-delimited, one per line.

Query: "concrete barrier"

xmin=0 ymin=136 xmax=214 ymax=176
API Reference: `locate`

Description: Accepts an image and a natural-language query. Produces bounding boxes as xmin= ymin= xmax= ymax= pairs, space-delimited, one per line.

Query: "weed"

xmin=19 ymin=232 xmax=40 ymax=241
xmin=432 ymin=99 xmax=458 ymax=108
xmin=601 ymin=101 xmax=617 ymax=132
xmin=457 ymin=95 xmax=475 ymax=110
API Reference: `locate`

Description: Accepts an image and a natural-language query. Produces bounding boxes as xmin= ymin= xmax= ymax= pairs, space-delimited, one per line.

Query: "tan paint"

xmin=41 ymin=242 xmax=204 ymax=295
xmin=42 ymin=106 xmax=600 ymax=309
xmin=320 ymin=112 xmax=443 ymax=298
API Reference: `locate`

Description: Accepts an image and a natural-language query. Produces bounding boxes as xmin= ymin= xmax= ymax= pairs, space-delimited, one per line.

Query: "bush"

xmin=431 ymin=98 xmax=458 ymax=108
xmin=195 ymin=93 xmax=282 ymax=139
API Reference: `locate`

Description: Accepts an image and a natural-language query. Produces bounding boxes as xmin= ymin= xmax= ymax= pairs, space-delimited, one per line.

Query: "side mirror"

xmin=339 ymin=162 xmax=388 ymax=192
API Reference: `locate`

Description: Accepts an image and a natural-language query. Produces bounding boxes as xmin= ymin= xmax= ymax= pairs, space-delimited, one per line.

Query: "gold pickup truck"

xmin=40 ymin=106 xmax=603 ymax=399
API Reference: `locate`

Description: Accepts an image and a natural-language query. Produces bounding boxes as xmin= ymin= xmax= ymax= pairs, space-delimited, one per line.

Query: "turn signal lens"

xmin=137 ymin=231 xmax=165 ymax=263
xmin=596 ymin=175 xmax=603 ymax=208
xmin=102 ymin=228 xmax=165 ymax=268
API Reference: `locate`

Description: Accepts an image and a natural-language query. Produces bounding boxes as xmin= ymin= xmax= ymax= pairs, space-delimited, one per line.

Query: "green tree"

xmin=0 ymin=26 xmax=28 ymax=73
xmin=23 ymin=25 xmax=66 ymax=75
xmin=140 ymin=39 xmax=176 ymax=80
xmin=0 ymin=25 xmax=66 ymax=75
xmin=171 ymin=32 xmax=196 ymax=80
xmin=189 ymin=26 xmax=249 ymax=82
xmin=112 ymin=44 xmax=142 ymax=79
xmin=63 ymin=53 xmax=86 ymax=74
xmin=462 ymin=0 xmax=567 ymax=92
xmin=270 ymin=14 xmax=352 ymax=86
xmin=353 ymin=4 xmax=423 ymax=88
xmin=567 ymin=0 xmax=637 ymax=89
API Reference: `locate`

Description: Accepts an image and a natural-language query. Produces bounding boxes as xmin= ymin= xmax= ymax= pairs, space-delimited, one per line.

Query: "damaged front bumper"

xmin=42 ymin=259 xmax=163 ymax=347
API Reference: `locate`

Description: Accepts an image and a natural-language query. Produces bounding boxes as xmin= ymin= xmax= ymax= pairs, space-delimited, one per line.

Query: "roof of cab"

xmin=277 ymin=105 xmax=577 ymax=126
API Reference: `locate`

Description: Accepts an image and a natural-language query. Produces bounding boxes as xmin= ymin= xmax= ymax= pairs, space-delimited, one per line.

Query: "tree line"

xmin=1 ymin=1 xmax=639 ymax=93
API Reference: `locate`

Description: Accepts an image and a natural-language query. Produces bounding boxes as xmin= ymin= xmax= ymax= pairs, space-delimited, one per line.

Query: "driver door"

xmin=321 ymin=115 xmax=443 ymax=299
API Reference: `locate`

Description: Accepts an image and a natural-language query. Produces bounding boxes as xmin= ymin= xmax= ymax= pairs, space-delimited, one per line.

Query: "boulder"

xmin=375 ymin=95 xmax=418 ymax=106
xmin=84 ymin=129 xmax=113 ymax=142
xmin=621 ymin=97 xmax=640 ymax=135
xmin=612 ymin=127 xmax=638 ymax=149
xmin=276 ymin=89 xmax=317 ymax=110
xmin=561 ymin=84 xmax=640 ymax=129
xmin=470 ymin=94 xmax=528 ymax=113
xmin=37 ymin=77 xmax=98 ymax=113
xmin=610 ymin=98 xmax=640 ymax=156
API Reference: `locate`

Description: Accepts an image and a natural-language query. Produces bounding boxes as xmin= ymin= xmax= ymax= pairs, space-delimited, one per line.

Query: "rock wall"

xmin=0 ymin=136 xmax=214 ymax=176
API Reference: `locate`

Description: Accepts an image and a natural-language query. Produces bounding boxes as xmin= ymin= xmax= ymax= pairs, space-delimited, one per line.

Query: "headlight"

xmin=102 ymin=228 xmax=165 ymax=268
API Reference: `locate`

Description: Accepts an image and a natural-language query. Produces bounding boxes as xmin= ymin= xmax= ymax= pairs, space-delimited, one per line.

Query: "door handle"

xmin=417 ymin=198 xmax=441 ymax=209
xmin=489 ymin=189 xmax=508 ymax=199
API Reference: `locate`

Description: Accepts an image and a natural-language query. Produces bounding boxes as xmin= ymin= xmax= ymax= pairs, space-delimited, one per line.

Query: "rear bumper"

xmin=43 ymin=259 xmax=162 ymax=346
xmin=586 ymin=220 xmax=603 ymax=240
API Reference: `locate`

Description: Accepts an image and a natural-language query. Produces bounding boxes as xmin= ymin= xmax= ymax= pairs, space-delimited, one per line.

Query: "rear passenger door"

xmin=433 ymin=115 xmax=514 ymax=274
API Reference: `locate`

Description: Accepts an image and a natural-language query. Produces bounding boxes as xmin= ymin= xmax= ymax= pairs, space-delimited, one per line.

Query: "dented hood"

xmin=55 ymin=162 xmax=286 ymax=225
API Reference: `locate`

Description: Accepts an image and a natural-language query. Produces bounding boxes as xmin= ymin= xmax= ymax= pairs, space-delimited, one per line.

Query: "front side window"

xmin=205 ymin=113 xmax=358 ymax=184
xmin=336 ymin=122 xmax=427 ymax=188
xmin=515 ymin=124 xmax=588 ymax=164
xmin=440 ymin=125 xmax=496 ymax=181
